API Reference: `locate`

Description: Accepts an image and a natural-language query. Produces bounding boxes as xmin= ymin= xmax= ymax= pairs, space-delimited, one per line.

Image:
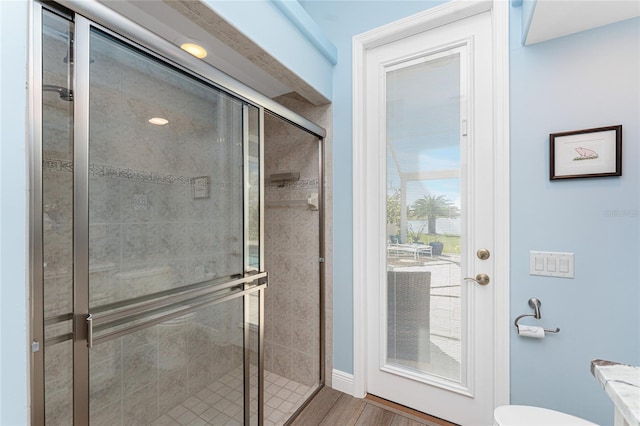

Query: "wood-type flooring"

xmin=288 ymin=387 xmax=457 ymax=426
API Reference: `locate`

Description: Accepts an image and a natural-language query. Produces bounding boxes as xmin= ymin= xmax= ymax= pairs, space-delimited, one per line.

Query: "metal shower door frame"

xmin=72 ymin=15 xmax=267 ymax=425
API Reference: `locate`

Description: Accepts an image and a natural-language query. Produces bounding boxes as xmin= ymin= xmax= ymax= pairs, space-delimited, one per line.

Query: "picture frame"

xmin=191 ymin=176 xmax=210 ymax=199
xmin=550 ymin=125 xmax=622 ymax=180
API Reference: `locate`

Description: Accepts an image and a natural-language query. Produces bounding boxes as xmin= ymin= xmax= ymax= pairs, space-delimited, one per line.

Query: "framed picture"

xmin=550 ymin=125 xmax=622 ymax=180
xmin=191 ymin=176 xmax=210 ymax=199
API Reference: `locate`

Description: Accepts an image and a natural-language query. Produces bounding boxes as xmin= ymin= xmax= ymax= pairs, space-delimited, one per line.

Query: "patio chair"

xmin=387 ymin=270 xmax=431 ymax=365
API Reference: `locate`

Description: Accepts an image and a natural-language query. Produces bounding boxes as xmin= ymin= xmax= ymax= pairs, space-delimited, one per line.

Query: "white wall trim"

xmin=353 ymin=0 xmax=492 ymax=50
xmin=352 ymin=0 xmax=510 ymax=411
xmin=351 ymin=17 xmax=368 ymax=398
xmin=491 ymin=0 xmax=511 ymax=409
xmin=331 ymin=369 xmax=355 ymax=396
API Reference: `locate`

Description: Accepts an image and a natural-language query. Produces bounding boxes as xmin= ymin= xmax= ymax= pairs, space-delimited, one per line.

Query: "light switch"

xmin=559 ymin=258 xmax=569 ymax=273
xmin=530 ymin=251 xmax=574 ymax=278
xmin=547 ymin=258 xmax=556 ymax=272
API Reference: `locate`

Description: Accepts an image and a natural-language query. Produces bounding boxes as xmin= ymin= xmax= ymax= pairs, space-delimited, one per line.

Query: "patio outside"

xmin=386 ymin=221 xmax=462 ymax=383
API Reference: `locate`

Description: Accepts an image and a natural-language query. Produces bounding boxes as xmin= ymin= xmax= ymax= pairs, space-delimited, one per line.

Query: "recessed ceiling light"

xmin=180 ymin=42 xmax=207 ymax=59
xmin=149 ymin=117 xmax=169 ymax=126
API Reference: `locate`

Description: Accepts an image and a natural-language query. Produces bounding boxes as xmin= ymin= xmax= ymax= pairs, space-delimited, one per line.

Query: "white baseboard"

xmin=331 ymin=369 xmax=355 ymax=396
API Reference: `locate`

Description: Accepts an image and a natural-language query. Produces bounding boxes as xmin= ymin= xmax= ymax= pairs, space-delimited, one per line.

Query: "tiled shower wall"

xmin=263 ymin=92 xmax=333 ymax=392
xmin=87 ymin=31 xmax=245 ymax=305
xmin=264 ymin=113 xmax=320 ymax=388
xmin=271 ymin=94 xmax=333 ymax=388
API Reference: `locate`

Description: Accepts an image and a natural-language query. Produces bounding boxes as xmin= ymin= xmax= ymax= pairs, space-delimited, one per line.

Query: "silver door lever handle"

xmin=464 ymin=274 xmax=490 ymax=286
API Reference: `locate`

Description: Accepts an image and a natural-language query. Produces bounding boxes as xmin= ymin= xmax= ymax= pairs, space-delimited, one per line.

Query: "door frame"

xmin=351 ymin=0 xmax=510 ymax=413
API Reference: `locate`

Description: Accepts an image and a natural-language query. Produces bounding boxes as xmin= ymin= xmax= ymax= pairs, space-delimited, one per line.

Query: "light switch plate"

xmin=529 ymin=251 xmax=574 ymax=278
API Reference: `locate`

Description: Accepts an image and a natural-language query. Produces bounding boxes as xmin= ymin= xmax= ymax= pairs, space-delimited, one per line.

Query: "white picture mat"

xmin=554 ymin=129 xmax=617 ymax=176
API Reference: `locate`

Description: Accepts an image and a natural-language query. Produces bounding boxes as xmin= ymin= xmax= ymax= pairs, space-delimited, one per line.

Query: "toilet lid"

xmin=494 ymin=405 xmax=598 ymax=426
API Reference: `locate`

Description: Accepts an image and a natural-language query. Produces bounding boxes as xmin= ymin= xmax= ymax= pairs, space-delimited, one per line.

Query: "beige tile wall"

xmin=265 ymin=93 xmax=333 ymax=389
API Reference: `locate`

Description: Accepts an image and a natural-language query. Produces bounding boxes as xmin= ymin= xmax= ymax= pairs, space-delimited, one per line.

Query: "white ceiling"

xmin=100 ymin=0 xmax=293 ymax=99
xmin=526 ymin=0 xmax=640 ymax=45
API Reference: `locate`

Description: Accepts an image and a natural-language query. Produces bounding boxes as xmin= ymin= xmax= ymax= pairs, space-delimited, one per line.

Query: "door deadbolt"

xmin=464 ymin=273 xmax=490 ymax=286
xmin=476 ymin=248 xmax=490 ymax=260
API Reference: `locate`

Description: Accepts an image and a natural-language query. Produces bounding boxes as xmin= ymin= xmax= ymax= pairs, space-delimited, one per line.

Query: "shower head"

xmin=43 ymin=84 xmax=74 ymax=102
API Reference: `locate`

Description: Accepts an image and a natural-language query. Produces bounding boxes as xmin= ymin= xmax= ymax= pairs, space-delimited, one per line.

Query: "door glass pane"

xmin=88 ymin=28 xmax=244 ymax=309
xmin=246 ymin=105 xmax=261 ymax=426
xmin=42 ymin=9 xmax=74 ymax=426
xmin=386 ymin=51 xmax=463 ymax=383
xmin=247 ymin=105 xmax=261 ymax=272
xmin=89 ymin=298 xmax=245 ymax=425
xmin=88 ymin=27 xmax=248 ymax=424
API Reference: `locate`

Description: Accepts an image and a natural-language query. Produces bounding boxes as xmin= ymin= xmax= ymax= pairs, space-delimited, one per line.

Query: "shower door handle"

xmin=86 ymin=314 xmax=93 ymax=348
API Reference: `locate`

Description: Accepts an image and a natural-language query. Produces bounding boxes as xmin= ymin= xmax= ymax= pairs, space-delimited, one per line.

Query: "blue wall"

xmin=509 ymin=6 xmax=639 ymax=424
xmin=299 ymin=0 xmax=448 ymax=374
xmin=304 ymin=1 xmax=639 ymax=424
xmin=0 ymin=0 xmax=29 ymax=424
xmin=204 ymin=0 xmax=335 ymax=101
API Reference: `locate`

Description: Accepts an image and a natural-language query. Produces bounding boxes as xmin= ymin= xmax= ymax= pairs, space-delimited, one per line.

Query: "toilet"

xmin=494 ymin=405 xmax=598 ymax=426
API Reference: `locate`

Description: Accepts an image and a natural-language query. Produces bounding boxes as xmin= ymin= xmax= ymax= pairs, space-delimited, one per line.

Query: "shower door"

xmin=76 ymin=22 xmax=265 ymax=425
xmin=262 ymin=112 xmax=325 ymax=424
xmin=34 ymin=4 xmax=266 ymax=424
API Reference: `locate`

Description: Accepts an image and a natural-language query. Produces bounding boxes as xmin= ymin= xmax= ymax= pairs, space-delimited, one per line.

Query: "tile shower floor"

xmin=149 ymin=368 xmax=314 ymax=426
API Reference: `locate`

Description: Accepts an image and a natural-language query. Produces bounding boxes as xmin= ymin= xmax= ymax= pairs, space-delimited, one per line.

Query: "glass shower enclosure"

xmin=33 ymin=4 xmax=269 ymax=425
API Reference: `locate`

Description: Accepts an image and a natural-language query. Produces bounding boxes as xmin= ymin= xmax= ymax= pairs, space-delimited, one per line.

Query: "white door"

xmin=364 ymin=11 xmax=496 ymax=425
